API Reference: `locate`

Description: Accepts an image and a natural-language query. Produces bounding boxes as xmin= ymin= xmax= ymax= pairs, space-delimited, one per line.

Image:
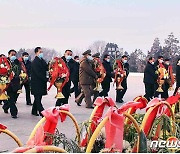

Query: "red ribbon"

xmin=105 ymin=107 xmax=124 ymax=152
xmin=118 ymin=100 xmax=146 ymax=113
xmin=0 ymin=123 xmax=7 ymax=130
xmin=26 ymin=105 xmax=69 ymax=147
xmin=80 ymin=97 xmax=116 ymax=147
xmin=42 ymin=104 xmax=69 ymax=134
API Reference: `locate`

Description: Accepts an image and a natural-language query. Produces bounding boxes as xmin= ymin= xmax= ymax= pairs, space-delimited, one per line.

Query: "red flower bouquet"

xmin=48 ymin=57 xmax=70 ymax=98
xmin=0 ymin=57 xmax=14 ymax=100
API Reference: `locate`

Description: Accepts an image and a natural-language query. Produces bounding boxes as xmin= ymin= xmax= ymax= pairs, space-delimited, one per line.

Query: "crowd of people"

xmin=0 ymin=47 xmax=180 ymax=119
xmin=143 ymin=56 xmax=180 ymax=101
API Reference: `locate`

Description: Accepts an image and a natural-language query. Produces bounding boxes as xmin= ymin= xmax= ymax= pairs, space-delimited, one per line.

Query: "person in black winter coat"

xmin=2 ymin=50 xmax=21 ymax=118
xmin=31 ymin=47 xmax=48 ymax=117
xmin=143 ymin=57 xmax=157 ymax=101
xmin=70 ymin=56 xmax=81 ymax=98
xmin=173 ymin=58 xmax=180 ymax=95
xmin=56 ymin=50 xmax=75 ymax=106
xmin=99 ymin=54 xmax=113 ymax=97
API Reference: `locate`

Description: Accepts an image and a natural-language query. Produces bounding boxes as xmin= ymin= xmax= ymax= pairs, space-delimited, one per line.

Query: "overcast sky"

xmin=0 ymin=0 xmax=180 ymax=55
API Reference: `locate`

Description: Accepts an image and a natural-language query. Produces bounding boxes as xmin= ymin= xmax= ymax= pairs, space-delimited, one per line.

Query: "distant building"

xmin=102 ymin=43 xmax=122 ymax=62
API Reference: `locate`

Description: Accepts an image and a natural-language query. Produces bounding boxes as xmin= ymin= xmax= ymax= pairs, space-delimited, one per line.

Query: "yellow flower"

xmin=0 ymin=64 xmax=5 ymax=68
xmin=1 ymin=76 xmax=7 ymax=81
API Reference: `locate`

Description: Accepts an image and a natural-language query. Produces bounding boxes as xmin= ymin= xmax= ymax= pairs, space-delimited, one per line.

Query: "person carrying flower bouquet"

xmin=56 ymin=50 xmax=74 ymax=106
xmin=17 ymin=52 xmax=32 ymax=105
xmin=2 ymin=50 xmax=21 ymax=119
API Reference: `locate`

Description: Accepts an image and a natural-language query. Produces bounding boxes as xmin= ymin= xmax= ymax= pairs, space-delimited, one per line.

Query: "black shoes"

xmin=31 ymin=113 xmax=39 ymax=116
xmin=77 ymin=102 xmax=81 ymax=106
xmin=27 ymin=102 xmax=33 ymax=106
xmin=11 ymin=115 xmax=18 ymax=119
xmin=3 ymin=109 xmax=8 ymax=114
xmin=2 ymin=107 xmax=8 ymax=114
xmin=86 ymin=106 xmax=94 ymax=109
xmin=117 ymin=99 xmax=124 ymax=103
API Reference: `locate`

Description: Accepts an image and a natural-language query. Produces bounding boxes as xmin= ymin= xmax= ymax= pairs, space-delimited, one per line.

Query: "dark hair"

xmin=22 ymin=52 xmax=29 ymax=56
xmin=103 ymin=54 xmax=110 ymax=59
xmin=0 ymin=54 xmax=5 ymax=57
xmin=74 ymin=56 xmax=79 ymax=59
xmin=164 ymin=58 xmax=170 ymax=61
xmin=148 ymin=57 xmax=154 ymax=60
xmin=158 ymin=55 xmax=163 ymax=59
xmin=34 ymin=47 xmax=41 ymax=53
xmin=8 ymin=49 xmax=17 ymax=55
xmin=65 ymin=50 xmax=72 ymax=53
xmin=122 ymin=55 xmax=128 ymax=59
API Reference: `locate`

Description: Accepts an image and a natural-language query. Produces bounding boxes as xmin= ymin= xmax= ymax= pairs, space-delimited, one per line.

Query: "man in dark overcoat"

xmin=143 ymin=57 xmax=157 ymax=101
xmin=31 ymin=47 xmax=48 ymax=116
xmin=99 ymin=54 xmax=113 ymax=97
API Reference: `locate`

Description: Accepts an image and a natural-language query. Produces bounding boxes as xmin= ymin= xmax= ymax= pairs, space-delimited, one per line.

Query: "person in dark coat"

xmin=31 ymin=47 xmax=48 ymax=117
xmin=2 ymin=50 xmax=21 ymax=118
xmin=70 ymin=56 xmax=81 ymax=98
xmin=18 ymin=52 xmax=32 ymax=105
xmin=173 ymin=58 xmax=180 ymax=95
xmin=114 ymin=55 xmax=129 ymax=103
xmin=56 ymin=50 xmax=75 ymax=106
xmin=99 ymin=54 xmax=113 ymax=97
xmin=143 ymin=57 xmax=157 ymax=101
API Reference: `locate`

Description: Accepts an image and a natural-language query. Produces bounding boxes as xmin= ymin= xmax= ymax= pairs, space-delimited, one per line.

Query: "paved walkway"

xmin=0 ymin=73 xmax=174 ymax=152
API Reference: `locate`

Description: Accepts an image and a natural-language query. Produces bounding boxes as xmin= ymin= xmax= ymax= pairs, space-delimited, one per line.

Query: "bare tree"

xmin=88 ymin=40 xmax=106 ymax=55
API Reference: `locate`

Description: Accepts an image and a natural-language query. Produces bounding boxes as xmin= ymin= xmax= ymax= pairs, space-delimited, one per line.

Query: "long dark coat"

xmin=31 ymin=56 xmax=48 ymax=96
xmin=102 ymin=59 xmax=113 ymax=83
xmin=143 ymin=62 xmax=157 ymax=84
xmin=176 ymin=65 xmax=180 ymax=87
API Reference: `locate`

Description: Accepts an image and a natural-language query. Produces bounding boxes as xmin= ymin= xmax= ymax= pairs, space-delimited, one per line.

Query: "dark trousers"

xmin=56 ymin=82 xmax=71 ymax=106
xmin=161 ymin=82 xmax=169 ymax=99
xmin=22 ymin=81 xmax=31 ymax=104
xmin=32 ymin=95 xmax=44 ymax=115
xmin=99 ymin=81 xmax=111 ymax=97
xmin=116 ymin=79 xmax=127 ymax=102
xmin=70 ymin=81 xmax=81 ymax=98
xmin=144 ymin=83 xmax=155 ymax=101
xmin=17 ymin=81 xmax=31 ymax=104
xmin=3 ymin=92 xmax=18 ymax=116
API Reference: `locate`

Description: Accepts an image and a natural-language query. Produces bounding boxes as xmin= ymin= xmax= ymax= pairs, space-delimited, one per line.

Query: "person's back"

xmin=79 ymin=57 xmax=96 ymax=85
xmin=143 ymin=61 xmax=156 ymax=84
xmin=31 ymin=56 xmax=47 ymax=96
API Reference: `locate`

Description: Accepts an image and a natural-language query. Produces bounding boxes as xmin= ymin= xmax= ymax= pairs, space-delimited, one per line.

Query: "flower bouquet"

xmin=93 ymin=58 xmax=106 ymax=92
xmin=0 ymin=57 xmax=14 ymax=100
xmin=17 ymin=59 xmax=28 ymax=93
xmin=48 ymin=57 xmax=69 ymax=98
